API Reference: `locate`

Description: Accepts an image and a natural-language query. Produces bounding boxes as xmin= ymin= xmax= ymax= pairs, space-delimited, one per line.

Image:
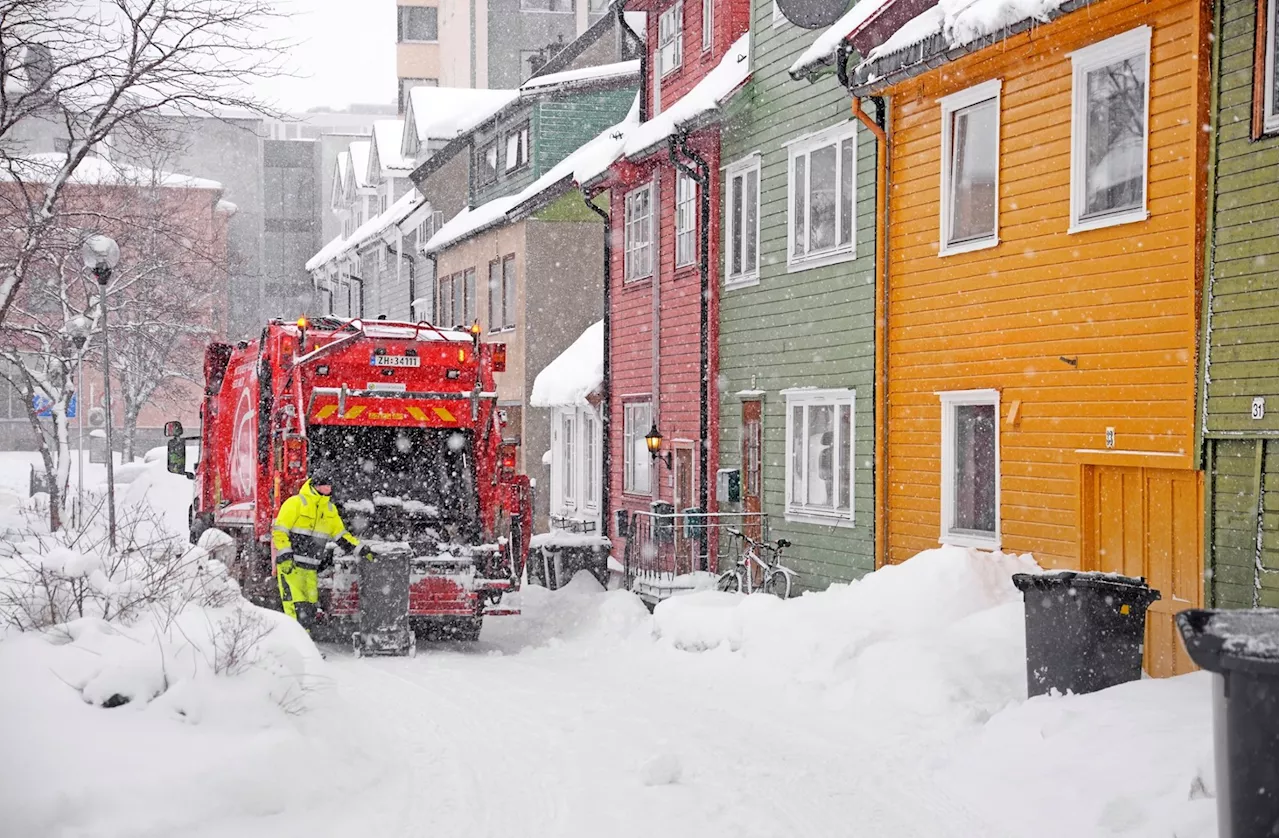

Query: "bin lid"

xmin=1013 ymin=570 xmax=1161 ymax=601
xmin=1176 ymin=608 xmax=1278 ymax=675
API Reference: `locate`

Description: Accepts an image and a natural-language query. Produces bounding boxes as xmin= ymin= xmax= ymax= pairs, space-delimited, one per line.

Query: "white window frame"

xmin=1265 ymin=0 xmax=1278 ymax=133
xmin=560 ymin=411 xmax=577 ymax=509
xmin=938 ymin=389 xmax=1001 ymax=550
xmin=786 ymin=120 xmax=858 ymax=270
xmin=724 ymin=153 xmax=761 ymax=288
xmin=702 ymin=0 xmax=713 ymax=51
xmin=623 ymin=400 xmax=653 ymax=496
xmin=782 ymin=388 xmax=856 ymax=527
xmin=659 ymin=1 xmax=684 ymax=76
xmin=624 ymin=182 xmax=654 ymax=281
xmin=675 ymin=172 xmax=696 ymax=267
xmin=581 ymin=410 xmax=600 ymax=512
xmin=938 ymin=79 xmax=1001 ymax=256
xmin=772 ymin=0 xmax=786 ymax=27
xmin=1068 ymin=26 xmax=1152 ymax=234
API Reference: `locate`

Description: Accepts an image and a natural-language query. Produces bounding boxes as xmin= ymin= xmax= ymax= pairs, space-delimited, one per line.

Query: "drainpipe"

xmin=669 ymin=132 xmax=712 ymax=554
xmin=847 ymin=81 xmax=889 ymax=568
xmin=584 ymin=192 xmax=612 ymax=537
xmin=616 ymin=2 xmax=648 ymax=122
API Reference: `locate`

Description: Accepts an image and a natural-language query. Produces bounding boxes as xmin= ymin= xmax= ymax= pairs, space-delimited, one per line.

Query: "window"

xmin=939 ymin=390 xmax=1000 ymax=549
xmin=379 ymin=192 xmax=388 ymax=216
xmin=521 ymin=0 xmax=572 ymax=10
xmin=438 ymin=271 xmax=473 ymax=325
xmin=561 ymin=413 xmax=577 ymax=508
xmin=479 ymin=141 xmax=498 ymax=185
xmin=939 ymin=79 xmax=1001 ymax=255
xmin=702 ymin=0 xmax=713 ymax=50
xmin=397 ymin=6 xmax=438 ymax=41
xmin=725 ymin=155 xmax=760 ymax=286
xmin=582 ymin=412 xmax=599 ymax=510
xmin=659 ymin=2 xmax=683 ymax=76
xmin=502 ymin=255 xmax=516 ymax=329
xmin=438 ymin=272 xmax=454 ymax=324
xmin=675 ymin=172 xmax=696 ymax=267
xmin=488 ymin=259 xmax=502 ymax=331
xmin=623 ymin=401 xmax=653 ymax=495
xmin=505 ymin=124 xmax=530 ymax=171
xmin=464 ymin=268 xmax=476 ymax=324
xmin=624 ymin=183 xmax=654 ymax=281
xmin=787 ymin=122 xmax=857 ymax=267
xmin=1255 ymin=0 xmax=1279 ymax=135
xmin=398 ymin=78 xmax=437 ymax=112
xmin=784 ymin=389 xmax=854 ymax=524
xmin=1069 ymin=27 xmax=1151 ymax=233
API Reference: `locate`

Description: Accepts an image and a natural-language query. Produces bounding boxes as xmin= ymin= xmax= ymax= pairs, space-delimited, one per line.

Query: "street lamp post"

xmin=81 ymin=235 xmax=120 ymax=550
xmin=64 ymin=315 xmax=91 ymax=530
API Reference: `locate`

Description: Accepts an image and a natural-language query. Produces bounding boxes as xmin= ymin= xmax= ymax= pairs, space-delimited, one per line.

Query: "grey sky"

xmin=257 ymin=0 xmax=397 ymax=112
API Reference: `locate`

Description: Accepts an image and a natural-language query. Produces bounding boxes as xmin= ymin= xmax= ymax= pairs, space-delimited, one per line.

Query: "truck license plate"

xmin=372 ymin=355 xmax=420 ymax=367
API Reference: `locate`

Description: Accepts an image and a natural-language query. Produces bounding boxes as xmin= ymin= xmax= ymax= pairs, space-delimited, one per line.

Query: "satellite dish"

xmin=775 ymin=0 xmax=849 ymax=28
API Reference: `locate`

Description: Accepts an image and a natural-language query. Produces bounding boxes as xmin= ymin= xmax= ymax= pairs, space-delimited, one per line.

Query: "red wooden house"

xmin=578 ymin=0 xmax=751 ymax=583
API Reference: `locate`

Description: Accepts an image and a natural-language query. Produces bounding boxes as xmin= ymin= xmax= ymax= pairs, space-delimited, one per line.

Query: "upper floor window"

xmin=397 ymin=6 xmax=438 ymax=42
xmin=1069 ymin=26 xmax=1151 ymax=233
xmin=487 ymin=254 xmax=517 ymax=331
xmin=725 ymin=154 xmax=760 ymax=287
xmin=505 ymin=124 xmax=530 ymax=171
xmin=939 ymin=79 xmax=1000 ymax=256
xmin=521 ymin=0 xmax=572 ymax=10
xmin=787 ymin=121 xmax=856 ymax=268
xmin=675 ymin=172 xmax=696 ymax=267
xmin=1256 ymin=0 xmax=1279 ymax=135
xmin=623 ymin=400 xmax=653 ymax=495
xmin=624 ymin=183 xmax=654 ymax=281
xmin=659 ymin=2 xmax=684 ymax=76
xmin=784 ymin=388 xmax=855 ymax=525
xmin=702 ymin=0 xmax=713 ymax=50
xmin=479 ymin=140 xmax=498 ymax=185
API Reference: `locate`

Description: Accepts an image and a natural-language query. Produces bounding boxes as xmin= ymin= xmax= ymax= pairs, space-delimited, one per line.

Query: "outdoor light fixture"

xmin=81 ymin=234 xmax=120 ymax=550
xmin=645 ymin=423 xmax=672 ymax=468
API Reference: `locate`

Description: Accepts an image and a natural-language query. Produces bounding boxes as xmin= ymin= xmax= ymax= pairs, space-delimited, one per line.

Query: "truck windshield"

xmin=307 ymin=426 xmax=480 ymax=545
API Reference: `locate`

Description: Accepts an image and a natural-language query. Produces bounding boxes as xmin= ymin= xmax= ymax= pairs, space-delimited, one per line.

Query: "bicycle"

xmin=716 ymin=528 xmax=796 ymax=598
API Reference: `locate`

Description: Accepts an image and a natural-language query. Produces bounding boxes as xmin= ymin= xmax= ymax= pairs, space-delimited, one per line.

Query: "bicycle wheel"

xmin=716 ymin=568 xmax=745 ymax=593
xmin=764 ymin=568 xmax=791 ymax=599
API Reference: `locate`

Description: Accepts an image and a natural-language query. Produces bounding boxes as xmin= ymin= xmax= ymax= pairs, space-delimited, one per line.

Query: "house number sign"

xmin=1252 ymin=397 xmax=1266 ymax=421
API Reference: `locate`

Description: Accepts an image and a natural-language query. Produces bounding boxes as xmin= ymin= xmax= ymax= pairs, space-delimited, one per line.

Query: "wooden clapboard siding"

xmin=1207 ymin=439 xmax=1279 ymax=608
xmin=714 ymin=0 xmax=877 ymax=590
xmin=882 ymin=0 xmax=1211 ymax=568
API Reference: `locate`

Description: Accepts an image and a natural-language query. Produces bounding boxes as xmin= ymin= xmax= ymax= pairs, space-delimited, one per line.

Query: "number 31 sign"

xmin=1252 ymin=397 xmax=1266 ymax=421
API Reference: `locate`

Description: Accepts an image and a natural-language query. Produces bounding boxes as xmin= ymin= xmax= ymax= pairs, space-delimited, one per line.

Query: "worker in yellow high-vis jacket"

xmin=271 ymin=464 xmax=374 ymax=630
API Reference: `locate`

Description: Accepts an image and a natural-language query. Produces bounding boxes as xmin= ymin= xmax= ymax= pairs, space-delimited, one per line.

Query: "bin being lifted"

xmin=179 ymin=316 xmax=532 ymax=644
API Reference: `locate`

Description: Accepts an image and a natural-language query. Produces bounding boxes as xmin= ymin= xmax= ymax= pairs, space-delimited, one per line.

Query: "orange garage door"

xmin=1081 ymin=465 xmax=1204 ymax=677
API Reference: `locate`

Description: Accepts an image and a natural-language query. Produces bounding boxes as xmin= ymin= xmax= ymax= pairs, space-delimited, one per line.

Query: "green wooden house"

xmin=715 ymin=0 xmax=877 ymax=588
xmin=1202 ymin=0 xmax=1279 ymax=607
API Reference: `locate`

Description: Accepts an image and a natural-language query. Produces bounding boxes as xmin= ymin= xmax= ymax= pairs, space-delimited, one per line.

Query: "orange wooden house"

xmin=838 ymin=0 xmax=1212 ymax=675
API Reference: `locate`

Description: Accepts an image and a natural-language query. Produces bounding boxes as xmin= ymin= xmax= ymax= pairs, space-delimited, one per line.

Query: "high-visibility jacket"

xmin=271 ymin=480 xmax=362 ymax=568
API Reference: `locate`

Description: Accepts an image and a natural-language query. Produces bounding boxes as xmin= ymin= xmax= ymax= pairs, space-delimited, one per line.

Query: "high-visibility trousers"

xmin=277 ymin=562 xmax=319 ymax=628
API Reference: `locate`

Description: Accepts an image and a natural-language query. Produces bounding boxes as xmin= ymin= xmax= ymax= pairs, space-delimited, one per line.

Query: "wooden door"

xmin=1081 ymin=465 xmax=1204 ymax=677
xmin=673 ymin=446 xmax=694 ymax=570
xmin=742 ymin=400 xmax=763 ymax=541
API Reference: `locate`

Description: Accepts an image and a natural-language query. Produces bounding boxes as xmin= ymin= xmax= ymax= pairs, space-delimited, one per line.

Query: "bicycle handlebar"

xmin=727 ymin=528 xmax=788 ymax=554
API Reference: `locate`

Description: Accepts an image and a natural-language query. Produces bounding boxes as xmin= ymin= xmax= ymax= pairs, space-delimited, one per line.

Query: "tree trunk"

xmin=19 ymin=385 xmax=60 ymax=531
xmin=51 ymin=400 xmax=71 ymax=530
xmin=121 ymin=403 xmax=139 ymax=463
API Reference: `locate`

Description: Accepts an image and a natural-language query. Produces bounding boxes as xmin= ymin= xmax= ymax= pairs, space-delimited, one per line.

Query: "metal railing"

xmin=622 ymin=509 xmax=767 ymax=603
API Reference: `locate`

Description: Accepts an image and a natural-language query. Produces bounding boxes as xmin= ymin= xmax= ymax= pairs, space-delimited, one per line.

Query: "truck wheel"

xmin=453 ymin=618 xmax=482 ymax=642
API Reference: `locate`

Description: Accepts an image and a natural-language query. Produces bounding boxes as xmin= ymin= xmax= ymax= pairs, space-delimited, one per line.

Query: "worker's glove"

xmin=359 ymin=545 xmax=377 ymax=562
xmin=317 ymin=552 xmax=334 ymax=573
xmin=277 ymin=558 xmax=295 ymax=575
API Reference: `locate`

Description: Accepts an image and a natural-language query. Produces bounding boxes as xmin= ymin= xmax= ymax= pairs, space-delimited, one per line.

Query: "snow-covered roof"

xmin=0 ymin=154 xmax=222 ymax=191
xmin=373 ymin=119 xmax=411 ymax=174
xmin=422 ymin=96 xmax=640 ymax=255
xmin=215 ymin=198 xmax=238 ymax=214
xmin=408 ymin=87 xmax=520 ymax=143
xmin=575 ymin=33 xmax=750 ymax=185
xmin=335 ymin=151 xmax=350 ymax=191
xmin=788 ymin=0 xmax=897 ymax=77
xmin=348 ymin=141 xmax=371 ymax=190
xmin=530 ymin=321 xmax=604 ymax=408
xmin=306 ymin=234 xmax=347 ymax=272
xmin=520 ymin=59 xmax=642 ymax=92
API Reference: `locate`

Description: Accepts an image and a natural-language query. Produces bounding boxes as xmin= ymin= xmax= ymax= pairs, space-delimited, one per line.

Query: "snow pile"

xmin=530 ymin=320 xmax=603 ymax=407
xmin=490 ymin=571 xmax=650 ymax=651
xmin=654 ymin=546 xmax=1039 ymax=736
xmin=408 ymin=86 xmax=520 ymax=143
xmin=939 ymin=674 xmax=1217 ymax=838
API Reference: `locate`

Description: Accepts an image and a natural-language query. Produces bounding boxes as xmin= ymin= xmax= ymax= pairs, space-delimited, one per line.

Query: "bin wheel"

xmin=716 ymin=569 xmax=744 ymax=594
xmin=764 ymin=569 xmax=791 ymax=599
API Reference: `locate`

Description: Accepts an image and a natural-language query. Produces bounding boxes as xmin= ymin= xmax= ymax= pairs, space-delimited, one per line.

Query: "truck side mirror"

xmin=163 ymin=420 xmax=184 ymax=438
xmin=166 ymin=436 xmax=187 ymax=476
